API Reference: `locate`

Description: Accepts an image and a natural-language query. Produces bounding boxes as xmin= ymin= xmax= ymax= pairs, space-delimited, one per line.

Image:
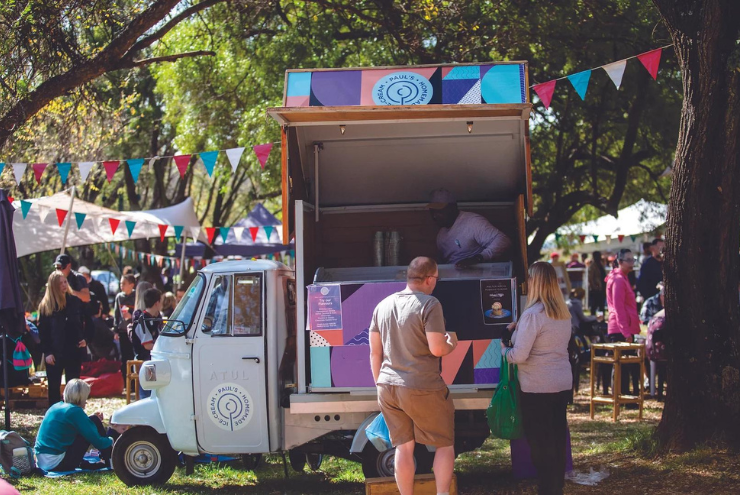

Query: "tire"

xmin=288 ymin=449 xmax=307 ymax=472
xmin=112 ymin=426 xmax=177 ymax=486
xmin=361 ymin=444 xmax=433 ymax=479
xmin=241 ymin=454 xmax=263 ymax=471
xmin=306 ymin=453 xmax=323 ymax=471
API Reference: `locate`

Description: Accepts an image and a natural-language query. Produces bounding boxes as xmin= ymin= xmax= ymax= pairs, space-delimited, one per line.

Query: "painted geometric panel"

xmin=310 ymin=70 xmax=362 ymax=106
xmin=310 ymin=346 xmax=332 ymax=387
xmin=346 ymin=328 xmax=369 ymax=346
xmin=309 ymin=331 xmax=330 ymax=347
xmin=459 ymin=80 xmax=482 ymax=104
xmin=441 ymin=340 xmax=472 ymax=385
xmin=340 ymin=282 xmax=404 ymax=344
xmin=285 ymin=95 xmax=310 ymax=107
xmin=443 ymin=65 xmax=481 ymax=80
xmin=481 ymin=64 xmax=526 ymax=104
xmin=287 ymin=72 xmax=312 ymax=97
xmin=474 ymin=368 xmax=500 ymax=384
xmin=331 ymin=345 xmax=375 ymax=387
xmin=474 ymin=339 xmax=502 ymax=369
xmin=313 ymin=329 xmax=344 ymax=347
xmin=473 ymin=339 xmax=492 ymax=366
xmin=442 ymin=79 xmax=478 ymax=104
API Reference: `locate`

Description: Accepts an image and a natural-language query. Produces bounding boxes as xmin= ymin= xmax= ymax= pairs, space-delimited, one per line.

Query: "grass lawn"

xmin=6 ymin=381 xmax=740 ymax=494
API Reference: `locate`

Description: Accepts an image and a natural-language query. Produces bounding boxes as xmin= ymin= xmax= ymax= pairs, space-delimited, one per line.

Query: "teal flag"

xmin=592 ymin=235 xmax=599 ymax=243
xmin=126 ymin=158 xmax=145 ymax=183
xmin=219 ymin=227 xmax=230 ymax=243
xmin=74 ymin=212 xmax=86 ymax=229
xmin=199 ymin=151 xmax=219 ymax=177
xmin=20 ymin=200 xmax=32 ymax=219
xmin=567 ymin=70 xmax=592 ymax=100
xmin=0 ymin=163 xmax=4 ymax=177
xmin=57 ymin=163 xmax=72 ymax=185
xmin=264 ymin=226 xmax=274 ymax=240
xmin=174 ymin=225 xmax=184 ymax=242
xmin=630 ymin=235 xmax=638 ymax=242
xmin=125 ymin=220 xmax=136 ymax=238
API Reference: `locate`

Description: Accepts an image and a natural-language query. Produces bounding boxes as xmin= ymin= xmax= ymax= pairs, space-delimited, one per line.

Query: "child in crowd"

xmin=129 ymin=288 xmax=163 ymax=399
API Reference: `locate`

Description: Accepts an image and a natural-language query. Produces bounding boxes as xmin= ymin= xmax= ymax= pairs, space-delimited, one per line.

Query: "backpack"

xmin=0 ymin=431 xmax=35 ymax=478
xmin=11 ymin=339 xmax=32 ymax=371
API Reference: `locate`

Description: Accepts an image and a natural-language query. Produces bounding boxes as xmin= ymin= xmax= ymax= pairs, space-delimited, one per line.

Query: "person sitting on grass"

xmin=34 ymin=379 xmax=114 ymax=472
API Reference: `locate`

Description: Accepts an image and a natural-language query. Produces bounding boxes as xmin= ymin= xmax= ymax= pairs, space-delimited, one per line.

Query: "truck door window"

xmin=204 ymin=275 xmax=231 ymax=336
xmin=233 ymin=274 xmax=262 ymax=336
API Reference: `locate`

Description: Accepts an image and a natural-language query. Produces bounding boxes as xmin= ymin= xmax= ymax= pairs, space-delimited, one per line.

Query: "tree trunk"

xmin=652 ymin=0 xmax=740 ymax=449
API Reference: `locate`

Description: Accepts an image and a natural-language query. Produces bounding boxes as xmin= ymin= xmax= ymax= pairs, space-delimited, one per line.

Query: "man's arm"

xmin=474 ymin=216 xmax=511 ymax=260
xmin=369 ymin=331 xmax=383 ymax=384
xmin=72 ymin=274 xmax=91 ymax=303
xmin=428 ymin=331 xmax=458 ymax=357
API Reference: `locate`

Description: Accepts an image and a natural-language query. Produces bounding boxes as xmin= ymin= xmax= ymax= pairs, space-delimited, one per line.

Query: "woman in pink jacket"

xmin=606 ymin=248 xmax=641 ymax=399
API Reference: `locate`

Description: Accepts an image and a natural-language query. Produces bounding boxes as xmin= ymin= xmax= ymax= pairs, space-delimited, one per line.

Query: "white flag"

xmin=225 ymin=147 xmax=245 ymax=173
xmin=77 ymin=162 xmax=95 ymax=182
xmin=190 ymin=226 xmax=201 ymax=241
xmin=233 ymin=226 xmax=245 ymax=241
xmin=38 ymin=206 xmax=50 ymax=223
xmin=602 ymin=60 xmax=627 ymax=90
xmin=606 ymin=235 xmax=612 ymax=245
xmin=12 ymin=163 xmax=26 ymax=185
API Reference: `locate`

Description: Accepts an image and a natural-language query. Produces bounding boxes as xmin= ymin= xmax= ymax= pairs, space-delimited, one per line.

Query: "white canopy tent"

xmin=12 ymin=189 xmax=206 ymax=257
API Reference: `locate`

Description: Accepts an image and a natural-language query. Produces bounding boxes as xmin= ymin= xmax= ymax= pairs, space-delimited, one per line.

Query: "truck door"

xmin=192 ymin=272 xmax=270 ymax=453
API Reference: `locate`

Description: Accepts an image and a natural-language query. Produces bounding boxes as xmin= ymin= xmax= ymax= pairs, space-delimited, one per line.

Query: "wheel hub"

xmin=125 ymin=441 xmax=162 ymax=477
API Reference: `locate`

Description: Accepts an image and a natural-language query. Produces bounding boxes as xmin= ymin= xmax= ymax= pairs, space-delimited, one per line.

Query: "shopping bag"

xmin=486 ymin=352 xmax=524 ymax=439
xmin=365 ymin=413 xmax=392 ymax=451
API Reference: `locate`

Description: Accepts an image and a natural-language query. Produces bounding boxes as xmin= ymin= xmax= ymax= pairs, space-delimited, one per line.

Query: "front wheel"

xmin=361 ymin=443 xmax=433 ymax=479
xmin=112 ymin=426 xmax=177 ymax=486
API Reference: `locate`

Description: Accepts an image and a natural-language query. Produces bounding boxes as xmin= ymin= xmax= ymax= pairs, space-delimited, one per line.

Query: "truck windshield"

xmin=162 ymin=274 xmax=205 ymax=336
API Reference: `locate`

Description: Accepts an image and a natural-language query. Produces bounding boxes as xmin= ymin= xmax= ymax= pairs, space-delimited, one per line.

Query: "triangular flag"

xmin=109 ymin=218 xmax=120 ymax=234
xmin=602 ymin=60 xmax=627 ymax=89
xmin=158 ymin=224 xmax=168 ymax=242
xmin=74 ymin=212 xmax=86 ymax=229
xmin=630 ymin=235 xmax=638 ymax=242
xmin=249 ymin=227 xmax=259 ymax=242
xmin=173 ymin=155 xmax=191 ymax=178
xmin=55 ymin=208 xmax=67 ymax=227
xmin=77 ymin=162 xmax=95 ymax=182
xmin=605 ymin=235 xmax=612 ymax=244
xmin=146 ymin=254 xmax=151 ymax=264
xmin=618 ymin=234 xmax=625 ymax=243
xmin=7 ymin=196 xmax=12 ymax=203
xmin=191 ymin=226 xmax=201 ymax=240
xmin=233 ymin=226 xmax=245 ymax=241
xmin=12 ymin=163 xmax=26 ymax=184
xmin=554 ymin=233 xmax=561 ymax=241
xmin=38 ymin=206 xmax=50 ymax=223
xmin=32 ymin=163 xmax=47 ymax=184
xmin=253 ymin=143 xmax=273 ymax=169
xmin=592 ymin=235 xmax=599 ymax=242
xmin=0 ymin=163 xmax=4 ymax=177
xmin=264 ymin=226 xmax=274 ymax=240
xmin=125 ymin=220 xmax=136 ymax=238
xmin=57 ymin=163 xmax=72 ymax=185
xmin=567 ymin=70 xmax=591 ymax=100
xmin=199 ymin=151 xmax=219 ymax=177
xmin=127 ymin=158 xmax=145 ymax=183
xmin=225 ymin=147 xmax=245 ymax=173
xmin=114 ymin=244 xmax=120 ymax=255
xmin=205 ymin=227 xmax=217 ymax=244
xmin=103 ymin=161 xmax=119 ymax=182
xmin=637 ymin=48 xmax=662 ymax=80
xmin=174 ymin=225 xmax=184 ymax=242
xmin=578 ymin=235 xmax=586 ymax=243
xmin=20 ymin=200 xmax=32 ymax=219
xmin=219 ymin=227 xmax=230 ymax=243
xmin=532 ymin=80 xmax=556 ymax=109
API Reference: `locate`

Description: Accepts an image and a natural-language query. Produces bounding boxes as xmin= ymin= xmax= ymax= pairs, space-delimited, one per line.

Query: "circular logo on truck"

xmin=207 ymin=383 xmax=253 ymax=431
xmin=372 ymin=72 xmax=433 ymax=106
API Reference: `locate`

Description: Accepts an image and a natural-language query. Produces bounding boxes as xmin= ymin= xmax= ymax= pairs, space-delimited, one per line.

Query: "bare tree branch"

xmin=126 ymin=50 xmax=217 ymax=68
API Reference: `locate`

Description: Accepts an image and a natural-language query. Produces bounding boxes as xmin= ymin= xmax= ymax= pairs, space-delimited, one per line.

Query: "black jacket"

xmin=37 ymin=294 xmax=85 ymax=360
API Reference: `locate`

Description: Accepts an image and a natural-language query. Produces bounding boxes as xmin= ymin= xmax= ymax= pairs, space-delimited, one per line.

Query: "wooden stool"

xmin=590 ymin=343 xmax=645 ymax=421
xmin=365 ymin=473 xmax=457 ymax=495
xmin=126 ymin=360 xmax=144 ymax=404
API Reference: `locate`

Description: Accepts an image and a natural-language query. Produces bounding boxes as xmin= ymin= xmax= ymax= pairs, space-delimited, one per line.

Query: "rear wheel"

xmin=112 ymin=426 xmax=177 ymax=486
xmin=288 ymin=449 xmax=307 ymax=472
xmin=361 ymin=444 xmax=433 ymax=479
xmin=306 ymin=453 xmax=324 ymax=471
xmin=241 ymin=454 xmax=263 ymax=471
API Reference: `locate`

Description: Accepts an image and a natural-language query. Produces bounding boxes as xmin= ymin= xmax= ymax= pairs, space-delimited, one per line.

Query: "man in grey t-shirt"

xmin=369 ymin=257 xmax=458 ymax=495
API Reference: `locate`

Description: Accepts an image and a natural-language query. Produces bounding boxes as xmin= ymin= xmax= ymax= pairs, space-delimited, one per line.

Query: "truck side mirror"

xmin=201 ymin=315 xmax=214 ymax=333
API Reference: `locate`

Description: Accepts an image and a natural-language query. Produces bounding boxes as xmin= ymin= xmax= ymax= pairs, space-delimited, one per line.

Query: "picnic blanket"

xmin=42 ymin=455 xmax=111 ymax=478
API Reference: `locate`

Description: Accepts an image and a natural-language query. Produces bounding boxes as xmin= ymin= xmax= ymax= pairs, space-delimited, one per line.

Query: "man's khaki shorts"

xmin=377 ymin=383 xmax=455 ymax=448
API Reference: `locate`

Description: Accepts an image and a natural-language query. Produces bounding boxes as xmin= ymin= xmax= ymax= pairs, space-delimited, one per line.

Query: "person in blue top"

xmin=34 ymin=379 xmax=114 ymax=472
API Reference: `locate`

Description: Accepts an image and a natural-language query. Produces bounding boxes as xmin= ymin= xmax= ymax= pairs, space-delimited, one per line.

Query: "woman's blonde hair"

xmin=161 ymin=291 xmax=176 ymax=311
xmin=38 ymin=271 xmax=71 ymax=317
xmin=135 ymin=281 xmax=153 ymax=310
xmin=63 ymin=378 xmax=91 ymax=406
xmin=525 ymin=261 xmax=571 ymax=320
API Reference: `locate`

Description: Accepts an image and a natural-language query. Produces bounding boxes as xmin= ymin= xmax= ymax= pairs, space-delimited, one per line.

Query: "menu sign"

xmin=480 ymin=279 xmax=514 ymax=325
xmin=307 ymin=284 xmax=343 ymax=331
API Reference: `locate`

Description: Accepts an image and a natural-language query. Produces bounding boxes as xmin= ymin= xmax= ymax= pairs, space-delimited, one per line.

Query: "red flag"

xmin=55 ymin=208 xmax=67 ymax=226
xmin=249 ymin=227 xmax=259 ymax=242
xmin=173 ymin=155 xmax=191 ymax=178
xmin=190 ymin=259 xmax=196 ymax=268
xmin=532 ymin=80 xmax=557 ymax=109
xmin=32 ymin=163 xmax=48 ymax=184
xmin=103 ymin=161 xmax=120 ymax=182
xmin=158 ymin=256 xmax=163 ymax=267
xmin=158 ymin=224 xmax=168 ymax=242
xmin=203 ymin=259 xmax=209 ymax=266
xmin=578 ymin=235 xmax=586 ymax=243
xmin=637 ymin=48 xmax=662 ymax=80
xmin=618 ymin=234 xmax=625 ymax=242
xmin=7 ymin=197 xmax=13 ymax=204
xmin=109 ymin=218 xmax=120 ymax=234
xmin=253 ymin=143 xmax=273 ymax=169
xmin=175 ymin=259 xmax=181 ymax=269
xmin=205 ymin=227 xmax=217 ymax=244
xmin=146 ymin=254 xmax=151 ymax=264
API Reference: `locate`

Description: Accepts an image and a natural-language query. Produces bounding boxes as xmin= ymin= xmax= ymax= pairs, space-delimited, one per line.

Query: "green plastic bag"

xmin=486 ymin=352 xmax=524 ymax=439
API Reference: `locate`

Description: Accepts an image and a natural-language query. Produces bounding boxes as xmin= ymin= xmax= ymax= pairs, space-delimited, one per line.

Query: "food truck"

xmin=110 ymin=61 xmax=533 ymax=486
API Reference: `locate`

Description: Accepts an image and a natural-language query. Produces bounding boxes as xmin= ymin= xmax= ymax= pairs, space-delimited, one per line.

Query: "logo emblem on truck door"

xmin=207 ymin=383 xmax=254 ymax=431
xmin=373 ymin=72 xmax=433 ymax=106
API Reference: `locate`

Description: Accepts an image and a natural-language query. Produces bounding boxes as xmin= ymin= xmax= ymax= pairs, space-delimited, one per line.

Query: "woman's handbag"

xmin=486 ymin=352 xmax=524 ymax=439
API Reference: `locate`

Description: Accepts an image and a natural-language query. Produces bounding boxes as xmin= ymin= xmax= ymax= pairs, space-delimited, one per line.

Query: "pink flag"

xmin=103 ymin=161 xmax=119 ymax=182
xmin=249 ymin=227 xmax=259 ymax=242
xmin=532 ymin=80 xmax=557 ymax=109
xmin=637 ymin=48 xmax=662 ymax=80
xmin=158 ymin=224 xmax=168 ymax=242
xmin=253 ymin=143 xmax=273 ymax=169
xmin=173 ymin=155 xmax=192 ymax=178
xmin=55 ymin=208 xmax=67 ymax=227
xmin=32 ymin=163 xmax=48 ymax=184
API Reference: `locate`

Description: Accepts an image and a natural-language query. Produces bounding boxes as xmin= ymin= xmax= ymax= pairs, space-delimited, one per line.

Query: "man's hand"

xmin=94 ymin=411 xmax=104 ymax=422
xmin=45 ymin=354 xmax=55 ymax=366
xmin=78 ymin=339 xmax=86 ymax=348
xmin=455 ymin=254 xmax=483 ymax=269
xmin=445 ymin=332 xmax=458 ymax=349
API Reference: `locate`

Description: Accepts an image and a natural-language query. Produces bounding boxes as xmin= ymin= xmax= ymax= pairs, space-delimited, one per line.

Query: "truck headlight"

xmin=144 ymin=363 xmax=157 ymax=382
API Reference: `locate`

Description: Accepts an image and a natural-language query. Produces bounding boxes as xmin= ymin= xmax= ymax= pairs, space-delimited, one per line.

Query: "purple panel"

xmin=331 ymin=345 xmax=375 ymax=387
xmin=511 ymin=427 xmax=573 ymax=479
xmin=341 ymin=282 xmax=405 ymax=344
xmin=311 ymin=71 xmax=362 ymax=106
xmin=442 ymin=79 xmax=477 ymax=104
xmin=474 ymin=367 xmax=500 ymax=384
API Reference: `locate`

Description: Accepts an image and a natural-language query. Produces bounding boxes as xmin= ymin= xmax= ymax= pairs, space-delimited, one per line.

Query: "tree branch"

xmin=125 ymin=50 xmax=217 ymax=68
